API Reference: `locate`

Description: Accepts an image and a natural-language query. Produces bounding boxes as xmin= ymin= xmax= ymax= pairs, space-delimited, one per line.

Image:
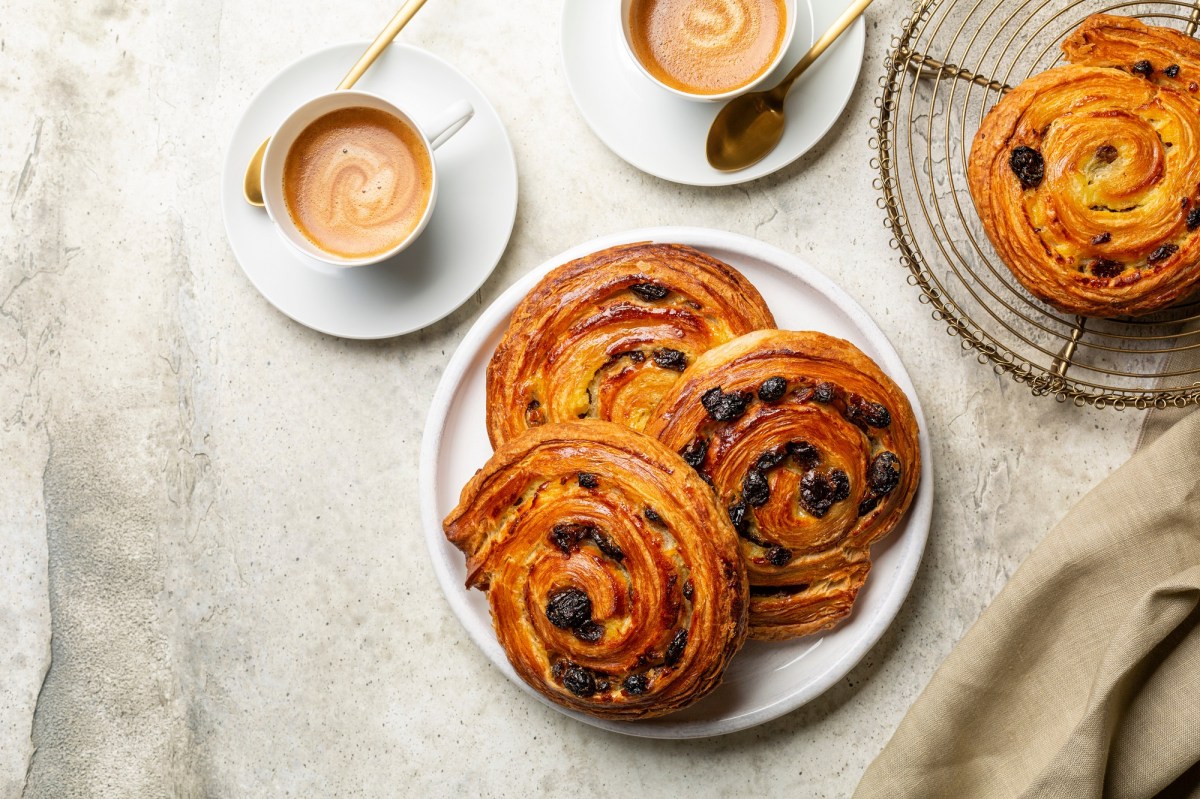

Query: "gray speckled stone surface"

xmin=2 ymin=1 xmax=1145 ymax=796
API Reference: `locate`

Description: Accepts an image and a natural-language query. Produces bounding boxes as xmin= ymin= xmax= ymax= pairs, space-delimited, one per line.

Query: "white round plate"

xmin=221 ymin=44 xmax=517 ymax=339
xmin=420 ymin=227 xmax=934 ymax=738
xmin=561 ymin=1 xmax=865 ymax=186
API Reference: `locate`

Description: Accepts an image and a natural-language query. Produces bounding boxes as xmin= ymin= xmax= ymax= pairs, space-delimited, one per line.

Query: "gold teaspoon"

xmin=242 ymin=0 xmax=431 ymax=207
xmin=706 ymin=0 xmax=874 ymax=172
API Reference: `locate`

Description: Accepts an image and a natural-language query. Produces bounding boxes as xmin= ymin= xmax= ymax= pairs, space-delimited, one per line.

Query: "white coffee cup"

xmin=618 ymin=0 xmax=797 ymax=102
xmin=261 ymin=90 xmax=474 ymax=267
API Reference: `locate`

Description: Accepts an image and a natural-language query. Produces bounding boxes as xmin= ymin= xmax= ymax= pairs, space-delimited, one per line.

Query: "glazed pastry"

xmin=968 ymin=14 xmax=1200 ymax=317
xmin=486 ymin=243 xmax=775 ymax=447
xmin=443 ymin=421 xmax=748 ymax=719
xmin=644 ymin=330 xmax=920 ymax=640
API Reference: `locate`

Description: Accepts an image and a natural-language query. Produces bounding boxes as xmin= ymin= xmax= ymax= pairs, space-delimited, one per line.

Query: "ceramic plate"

xmin=419 ymin=227 xmax=933 ymax=738
xmin=221 ymin=43 xmax=517 ymax=339
xmin=561 ymin=1 xmax=865 ymax=186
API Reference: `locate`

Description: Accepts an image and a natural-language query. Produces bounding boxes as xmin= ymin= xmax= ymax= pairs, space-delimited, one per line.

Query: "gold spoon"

xmin=706 ymin=0 xmax=874 ymax=172
xmin=242 ymin=0 xmax=431 ymax=207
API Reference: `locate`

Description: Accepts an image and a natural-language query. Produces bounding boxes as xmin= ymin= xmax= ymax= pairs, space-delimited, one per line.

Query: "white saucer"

xmin=419 ymin=227 xmax=934 ymax=738
xmin=221 ymin=44 xmax=517 ymax=339
xmin=562 ymin=1 xmax=865 ymax=187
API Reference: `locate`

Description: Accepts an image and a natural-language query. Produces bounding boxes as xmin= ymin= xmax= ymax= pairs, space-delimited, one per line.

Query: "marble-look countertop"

xmin=1 ymin=1 xmax=1143 ymax=796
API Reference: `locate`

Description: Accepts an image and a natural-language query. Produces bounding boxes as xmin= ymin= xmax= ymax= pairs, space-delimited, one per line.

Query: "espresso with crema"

xmin=283 ymin=107 xmax=432 ymax=259
xmin=629 ymin=0 xmax=786 ymax=95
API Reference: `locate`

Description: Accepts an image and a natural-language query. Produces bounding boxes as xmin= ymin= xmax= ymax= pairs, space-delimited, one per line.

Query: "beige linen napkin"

xmin=854 ymin=407 xmax=1200 ymax=799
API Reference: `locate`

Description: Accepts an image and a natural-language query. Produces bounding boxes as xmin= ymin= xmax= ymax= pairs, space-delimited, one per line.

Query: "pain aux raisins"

xmin=545 ymin=587 xmax=592 ymax=630
xmin=629 ymin=282 xmax=669 ymax=302
xmin=1148 ymin=243 xmax=1179 ymax=263
xmin=701 ymin=386 xmax=752 ymax=422
xmin=1091 ymin=259 xmax=1123 ymax=279
xmin=757 ymin=376 xmax=787 ymax=402
xmin=680 ymin=437 xmax=709 ymax=470
xmin=1166 ymin=64 xmax=1181 ymax=78
xmin=1132 ymin=59 xmax=1154 ymax=77
xmin=1009 ymin=146 xmax=1045 ymax=189
xmin=578 ymin=472 xmax=599 ymax=489
xmin=652 ymin=348 xmax=688 ymax=372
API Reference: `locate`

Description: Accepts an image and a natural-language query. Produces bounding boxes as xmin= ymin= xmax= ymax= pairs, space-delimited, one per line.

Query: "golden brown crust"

xmin=644 ymin=331 xmax=921 ymax=641
xmin=485 ymin=243 xmax=776 ymax=448
xmin=443 ymin=421 xmax=749 ymax=719
xmin=967 ymin=14 xmax=1200 ymax=318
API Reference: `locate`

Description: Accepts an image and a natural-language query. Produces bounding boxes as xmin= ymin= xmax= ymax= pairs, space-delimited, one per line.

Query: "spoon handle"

xmin=337 ymin=0 xmax=431 ymax=90
xmin=771 ymin=0 xmax=874 ymax=101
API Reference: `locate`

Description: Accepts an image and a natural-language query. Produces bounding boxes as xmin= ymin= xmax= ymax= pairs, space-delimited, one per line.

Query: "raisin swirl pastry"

xmin=486 ymin=243 xmax=775 ymax=448
xmin=644 ymin=330 xmax=920 ymax=641
xmin=443 ymin=421 xmax=748 ymax=719
xmin=968 ymin=14 xmax=1200 ymax=317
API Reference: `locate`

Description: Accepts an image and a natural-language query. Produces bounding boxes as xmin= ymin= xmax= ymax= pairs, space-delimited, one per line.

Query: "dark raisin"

xmin=550 ymin=522 xmax=594 ymax=554
xmin=578 ymin=472 xmax=599 ymax=489
xmin=525 ymin=399 xmax=545 ymax=426
xmin=845 ymin=393 xmax=891 ymax=428
xmin=574 ymin=620 xmax=604 ymax=643
xmin=743 ymin=469 xmax=770 ymax=507
xmin=1091 ymin=232 xmax=1111 ymax=245
xmin=1191 ymin=82 xmax=1199 ymax=92
xmin=1189 ymin=207 xmax=1200 ymax=231
xmin=1094 ymin=144 xmax=1118 ymax=164
xmin=682 ymin=579 xmax=694 ymax=600
xmin=813 ymin=382 xmax=836 ymax=403
xmin=562 ymin=664 xmax=597 ymax=697
xmin=799 ymin=470 xmax=836 ymax=518
xmin=755 ymin=448 xmax=786 ymax=471
xmin=653 ymin=348 xmax=688 ymax=372
xmin=1149 ymin=243 xmax=1179 ymax=263
xmin=787 ymin=440 xmax=820 ymax=469
xmin=546 ymin=587 xmax=592 ymax=630
xmin=595 ymin=679 xmax=611 ymax=692
xmin=867 ymin=452 xmax=901 ymax=496
xmin=680 ymin=437 xmax=708 ymax=469
xmin=1132 ymin=60 xmax=1153 ymax=77
xmin=858 ymin=495 xmax=881 ymax=516
xmin=623 ymin=674 xmax=650 ymax=695
xmin=589 ymin=530 xmax=625 ymax=562
xmin=664 ymin=630 xmax=688 ymax=665
xmin=1091 ymin=259 xmax=1124 ymax=279
xmin=622 ymin=350 xmax=646 ymax=364
xmin=701 ymin=387 xmax=753 ymax=422
xmin=766 ymin=546 xmax=793 ymax=567
xmin=727 ymin=501 xmax=749 ymax=535
xmin=644 ymin=506 xmax=663 ymax=524
xmin=829 ymin=469 xmax=851 ymax=502
xmin=1166 ymin=64 xmax=1181 ymax=78
xmin=1010 ymin=146 xmax=1045 ymax=189
xmin=630 ymin=283 xmax=668 ymax=301
xmin=757 ymin=376 xmax=787 ymax=402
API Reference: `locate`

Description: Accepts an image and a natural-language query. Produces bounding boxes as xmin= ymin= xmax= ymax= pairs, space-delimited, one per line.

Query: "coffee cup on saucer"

xmin=619 ymin=0 xmax=797 ymax=101
xmin=260 ymin=90 xmax=474 ymax=267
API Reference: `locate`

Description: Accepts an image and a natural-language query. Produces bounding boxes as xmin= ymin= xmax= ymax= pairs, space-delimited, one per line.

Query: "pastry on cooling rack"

xmin=644 ymin=330 xmax=920 ymax=641
xmin=443 ymin=421 xmax=748 ymax=720
xmin=485 ymin=243 xmax=775 ymax=448
xmin=967 ymin=13 xmax=1200 ymax=317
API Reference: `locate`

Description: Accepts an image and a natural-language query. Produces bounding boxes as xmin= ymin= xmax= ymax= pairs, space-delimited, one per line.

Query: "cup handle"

xmin=423 ymin=100 xmax=475 ymax=151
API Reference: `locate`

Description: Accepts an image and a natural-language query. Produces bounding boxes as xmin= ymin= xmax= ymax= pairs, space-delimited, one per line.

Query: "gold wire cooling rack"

xmin=873 ymin=0 xmax=1200 ymax=408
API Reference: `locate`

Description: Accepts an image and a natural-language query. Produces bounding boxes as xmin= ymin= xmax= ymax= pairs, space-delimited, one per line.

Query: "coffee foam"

xmin=630 ymin=0 xmax=785 ymax=95
xmin=283 ymin=107 xmax=432 ymax=259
